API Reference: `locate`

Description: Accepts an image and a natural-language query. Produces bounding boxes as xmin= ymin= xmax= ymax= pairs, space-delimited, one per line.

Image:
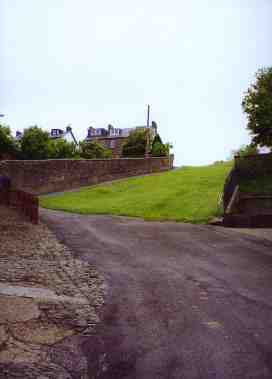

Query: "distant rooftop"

xmin=86 ymin=123 xmax=157 ymax=140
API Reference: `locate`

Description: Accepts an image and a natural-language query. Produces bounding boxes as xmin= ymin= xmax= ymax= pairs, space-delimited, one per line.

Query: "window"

xmin=110 ymin=140 xmax=116 ymax=148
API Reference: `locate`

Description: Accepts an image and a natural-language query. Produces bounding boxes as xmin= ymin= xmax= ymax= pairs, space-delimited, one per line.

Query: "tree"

xmin=0 ymin=124 xmax=18 ymax=157
xmin=21 ymin=126 xmax=51 ymax=159
xmin=242 ymin=67 xmax=272 ymax=147
xmin=152 ymin=134 xmax=162 ymax=146
xmin=122 ymin=129 xmax=149 ymax=157
xmin=79 ymin=141 xmax=112 ymax=159
xmin=231 ymin=144 xmax=259 ymax=159
xmin=49 ymin=139 xmax=78 ymax=159
xmin=151 ymin=141 xmax=167 ymax=157
xmin=151 ymin=134 xmax=172 ymax=157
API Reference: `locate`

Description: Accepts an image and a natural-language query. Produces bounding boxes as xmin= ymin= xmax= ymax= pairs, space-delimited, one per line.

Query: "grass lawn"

xmin=40 ymin=162 xmax=233 ymax=223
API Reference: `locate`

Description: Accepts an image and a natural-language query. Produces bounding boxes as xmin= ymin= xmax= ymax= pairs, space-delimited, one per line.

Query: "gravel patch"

xmin=0 ymin=205 xmax=106 ymax=378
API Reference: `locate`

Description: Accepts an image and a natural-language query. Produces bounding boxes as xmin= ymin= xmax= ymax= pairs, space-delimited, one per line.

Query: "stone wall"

xmin=0 ymin=156 xmax=174 ymax=195
xmin=223 ymin=153 xmax=272 ymax=216
xmin=235 ymin=153 xmax=272 ymax=178
xmin=224 ymin=153 xmax=272 ymax=209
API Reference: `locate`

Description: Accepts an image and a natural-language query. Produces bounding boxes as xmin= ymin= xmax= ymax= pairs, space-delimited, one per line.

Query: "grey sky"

xmin=1 ymin=0 xmax=271 ymax=165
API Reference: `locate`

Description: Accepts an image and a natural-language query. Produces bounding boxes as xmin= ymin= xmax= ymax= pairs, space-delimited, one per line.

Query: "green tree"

xmin=21 ymin=126 xmax=51 ymax=159
xmin=151 ymin=133 xmax=172 ymax=157
xmin=151 ymin=141 xmax=167 ymax=157
xmin=231 ymin=144 xmax=259 ymax=159
xmin=49 ymin=139 xmax=78 ymax=159
xmin=79 ymin=141 xmax=112 ymax=159
xmin=122 ymin=129 xmax=148 ymax=157
xmin=152 ymin=134 xmax=162 ymax=146
xmin=242 ymin=67 xmax=272 ymax=147
xmin=0 ymin=124 xmax=19 ymax=157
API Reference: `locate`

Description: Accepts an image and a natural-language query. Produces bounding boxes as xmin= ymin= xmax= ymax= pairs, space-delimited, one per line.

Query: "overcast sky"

xmin=1 ymin=1 xmax=271 ymax=165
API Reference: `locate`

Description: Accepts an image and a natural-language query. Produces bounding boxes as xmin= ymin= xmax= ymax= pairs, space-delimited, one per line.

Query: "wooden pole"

xmin=147 ymin=105 xmax=150 ymax=128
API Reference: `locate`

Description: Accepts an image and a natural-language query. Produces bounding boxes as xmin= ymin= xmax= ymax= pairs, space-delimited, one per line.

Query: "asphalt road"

xmin=41 ymin=209 xmax=272 ymax=379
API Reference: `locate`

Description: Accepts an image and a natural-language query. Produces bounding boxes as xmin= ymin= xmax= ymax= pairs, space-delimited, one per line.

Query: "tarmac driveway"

xmin=41 ymin=209 xmax=272 ymax=379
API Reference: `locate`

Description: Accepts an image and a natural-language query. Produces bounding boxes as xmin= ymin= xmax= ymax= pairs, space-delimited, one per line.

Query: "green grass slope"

xmin=40 ymin=162 xmax=232 ymax=223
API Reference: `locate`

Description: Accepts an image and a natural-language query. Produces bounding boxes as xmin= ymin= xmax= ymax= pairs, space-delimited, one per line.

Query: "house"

xmin=50 ymin=125 xmax=78 ymax=145
xmin=85 ymin=125 xmax=127 ymax=157
xmin=15 ymin=131 xmax=23 ymax=141
xmin=85 ymin=122 xmax=158 ymax=157
xmin=15 ymin=126 xmax=78 ymax=145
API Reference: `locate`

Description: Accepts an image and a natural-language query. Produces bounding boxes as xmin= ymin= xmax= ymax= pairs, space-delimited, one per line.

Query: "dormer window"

xmin=51 ymin=129 xmax=63 ymax=136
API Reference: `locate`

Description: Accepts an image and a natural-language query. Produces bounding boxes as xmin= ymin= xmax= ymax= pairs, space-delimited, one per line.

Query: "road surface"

xmin=41 ymin=209 xmax=272 ymax=379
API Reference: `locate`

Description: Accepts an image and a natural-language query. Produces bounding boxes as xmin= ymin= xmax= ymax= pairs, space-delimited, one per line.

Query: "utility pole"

xmin=147 ymin=104 xmax=150 ymax=128
xmin=145 ymin=105 xmax=151 ymax=158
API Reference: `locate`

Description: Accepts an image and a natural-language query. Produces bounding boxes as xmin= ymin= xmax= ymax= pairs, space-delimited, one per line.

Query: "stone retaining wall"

xmin=223 ymin=153 xmax=272 ymax=226
xmin=0 ymin=156 xmax=174 ymax=195
xmin=223 ymin=153 xmax=272 ymax=212
xmin=235 ymin=153 xmax=272 ymax=178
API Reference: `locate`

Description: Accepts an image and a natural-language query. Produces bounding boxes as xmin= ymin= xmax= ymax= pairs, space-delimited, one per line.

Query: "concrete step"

xmin=208 ymin=217 xmax=224 ymax=226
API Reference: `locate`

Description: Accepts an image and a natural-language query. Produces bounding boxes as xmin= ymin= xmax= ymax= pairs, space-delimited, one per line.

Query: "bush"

xmin=151 ymin=141 xmax=168 ymax=157
xmin=151 ymin=134 xmax=172 ymax=157
xmin=122 ymin=129 xmax=148 ymax=157
xmin=231 ymin=144 xmax=259 ymax=159
xmin=21 ymin=126 xmax=51 ymax=160
xmin=0 ymin=124 xmax=19 ymax=157
xmin=49 ymin=139 xmax=78 ymax=159
xmin=79 ymin=141 xmax=112 ymax=159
